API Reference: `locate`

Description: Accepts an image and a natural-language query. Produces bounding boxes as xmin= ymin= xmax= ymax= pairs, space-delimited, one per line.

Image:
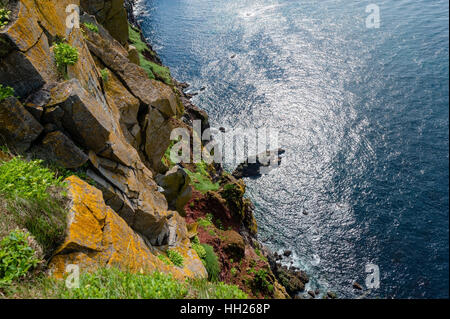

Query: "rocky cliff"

xmin=0 ymin=0 xmax=301 ymax=299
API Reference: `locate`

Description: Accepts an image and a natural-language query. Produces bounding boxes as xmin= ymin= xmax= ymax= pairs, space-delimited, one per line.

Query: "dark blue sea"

xmin=135 ymin=0 xmax=449 ymax=298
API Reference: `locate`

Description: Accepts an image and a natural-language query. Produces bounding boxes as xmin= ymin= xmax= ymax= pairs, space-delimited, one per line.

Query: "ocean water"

xmin=136 ymin=0 xmax=449 ymax=298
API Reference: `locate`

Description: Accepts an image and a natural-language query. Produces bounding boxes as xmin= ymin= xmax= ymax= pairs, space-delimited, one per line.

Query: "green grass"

xmin=0 ymin=84 xmax=14 ymax=101
xmin=0 ymin=268 xmax=249 ymax=299
xmin=187 ymin=279 xmax=248 ymax=299
xmin=83 ymin=22 xmax=99 ymax=33
xmin=197 ymin=214 xmax=214 ymax=228
xmin=29 ymin=267 xmax=249 ymax=299
xmin=0 ymin=157 xmax=68 ymax=254
xmin=184 ymin=162 xmax=220 ymax=194
xmin=57 ymin=268 xmax=188 ymax=299
xmin=128 ymin=24 xmax=173 ymax=85
xmin=0 ymin=157 xmax=64 ymax=201
xmin=192 ymin=243 xmax=206 ymax=260
xmin=157 ymin=254 xmax=171 ymax=266
xmin=167 ymin=250 xmax=184 ymax=267
xmin=0 ymin=230 xmax=40 ymax=287
xmin=201 ymin=244 xmax=220 ymax=282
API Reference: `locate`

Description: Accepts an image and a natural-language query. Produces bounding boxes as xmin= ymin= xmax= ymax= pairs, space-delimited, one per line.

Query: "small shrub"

xmin=230 ymin=267 xmax=238 ymax=276
xmin=0 ymin=84 xmax=14 ymax=101
xmin=201 ymin=244 xmax=220 ymax=282
xmin=100 ymin=68 xmax=109 ymax=83
xmin=197 ymin=214 xmax=213 ymax=228
xmin=0 ymin=230 xmax=40 ymax=287
xmin=53 ymin=42 xmax=79 ymax=78
xmin=83 ymin=22 xmax=98 ymax=33
xmin=251 ymin=269 xmax=272 ymax=294
xmin=192 ymin=243 xmax=206 ymax=260
xmin=167 ymin=249 xmax=184 ymax=267
xmin=0 ymin=8 xmax=11 ymax=29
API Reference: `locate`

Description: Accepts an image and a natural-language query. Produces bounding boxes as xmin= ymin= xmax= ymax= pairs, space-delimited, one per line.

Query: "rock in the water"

xmin=232 ymin=148 xmax=285 ymax=179
xmin=0 ymin=97 xmax=44 ymax=153
xmin=327 ymin=291 xmax=337 ymax=299
xmin=155 ymin=165 xmax=193 ymax=216
xmin=353 ymin=281 xmax=363 ymax=290
xmin=308 ymin=290 xmax=316 ymax=298
xmin=283 ymin=250 xmax=292 ymax=257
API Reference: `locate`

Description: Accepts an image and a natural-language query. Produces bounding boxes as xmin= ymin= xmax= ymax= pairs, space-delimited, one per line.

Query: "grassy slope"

xmin=128 ymin=25 xmax=173 ymax=85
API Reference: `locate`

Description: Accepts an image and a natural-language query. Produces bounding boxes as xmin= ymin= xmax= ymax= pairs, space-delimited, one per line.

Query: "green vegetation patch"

xmin=0 ymin=157 xmax=64 ymax=201
xmin=185 ymin=162 xmax=220 ymax=194
xmin=100 ymin=68 xmax=109 ymax=83
xmin=167 ymin=249 xmax=184 ymax=267
xmin=197 ymin=213 xmax=214 ymax=228
xmin=0 ymin=7 xmax=11 ymax=29
xmin=128 ymin=24 xmax=173 ymax=85
xmin=53 ymin=42 xmax=79 ymax=78
xmin=58 ymin=268 xmax=188 ymax=299
xmin=201 ymin=244 xmax=220 ymax=282
xmin=0 ymin=157 xmax=67 ymax=254
xmin=0 ymin=84 xmax=14 ymax=102
xmin=192 ymin=243 xmax=206 ymax=260
xmin=0 ymin=230 xmax=40 ymax=287
xmin=83 ymin=22 xmax=98 ymax=33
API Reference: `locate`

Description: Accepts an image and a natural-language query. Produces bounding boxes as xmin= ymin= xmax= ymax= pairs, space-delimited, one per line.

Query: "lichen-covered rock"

xmin=80 ymin=0 xmax=129 ymax=45
xmin=155 ymin=166 xmax=193 ymax=216
xmin=31 ymin=131 xmax=88 ymax=169
xmin=84 ymin=25 xmax=182 ymax=119
xmin=48 ymin=176 xmax=207 ymax=280
xmin=0 ymin=97 xmax=43 ymax=153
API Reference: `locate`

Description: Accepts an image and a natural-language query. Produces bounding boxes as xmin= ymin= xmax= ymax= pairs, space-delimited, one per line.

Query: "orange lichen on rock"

xmin=48 ymin=176 xmax=206 ymax=280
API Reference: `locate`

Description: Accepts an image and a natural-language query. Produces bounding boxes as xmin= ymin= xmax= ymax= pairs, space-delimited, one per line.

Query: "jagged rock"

xmin=48 ymin=176 xmax=207 ymax=280
xmin=0 ymin=97 xmax=44 ymax=153
xmin=31 ymin=131 xmax=88 ymax=169
xmin=232 ymin=148 xmax=285 ymax=179
xmin=327 ymin=291 xmax=338 ymax=299
xmin=222 ymin=230 xmax=245 ymax=260
xmin=283 ymin=250 xmax=292 ymax=257
xmin=84 ymin=27 xmax=183 ymax=118
xmin=80 ymin=0 xmax=129 ymax=45
xmin=155 ymin=166 xmax=193 ymax=216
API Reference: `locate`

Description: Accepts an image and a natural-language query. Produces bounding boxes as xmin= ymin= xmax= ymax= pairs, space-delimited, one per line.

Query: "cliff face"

xmin=0 ymin=0 xmax=292 ymax=298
